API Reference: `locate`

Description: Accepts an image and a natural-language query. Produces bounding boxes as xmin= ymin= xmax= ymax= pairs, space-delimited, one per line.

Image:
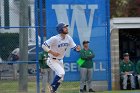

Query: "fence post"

xmin=19 ymin=0 xmax=29 ymax=92
xmin=39 ymin=0 xmax=44 ymax=44
xmin=35 ymin=0 xmax=40 ymax=93
xmin=106 ymin=0 xmax=112 ymax=91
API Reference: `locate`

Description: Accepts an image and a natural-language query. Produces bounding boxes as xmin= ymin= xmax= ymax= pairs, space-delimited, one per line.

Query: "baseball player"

xmin=120 ymin=53 xmax=135 ymax=90
xmin=42 ymin=23 xmax=81 ymax=93
xmin=39 ymin=51 xmax=54 ymax=93
xmin=79 ymin=41 xmax=95 ymax=92
xmin=136 ymin=60 xmax=140 ymax=88
xmin=10 ymin=48 xmax=20 ymax=80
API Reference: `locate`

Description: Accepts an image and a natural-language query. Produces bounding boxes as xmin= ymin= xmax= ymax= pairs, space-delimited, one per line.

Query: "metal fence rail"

xmin=0 ymin=61 xmax=37 ymax=93
xmin=0 ymin=0 xmax=111 ymax=93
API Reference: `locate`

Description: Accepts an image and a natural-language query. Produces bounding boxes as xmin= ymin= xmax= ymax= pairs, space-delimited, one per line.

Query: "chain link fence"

xmin=0 ymin=29 xmax=38 ymax=93
xmin=1 ymin=0 xmax=140 ymax=93
xmin=0 ymin=0 xmax=110 ymax=93
xmin=0 ymin=0 xmax=39 ymax=92
xmin=0 ymin=62 xmax=37 ymax=93
xmin=0 ymin=27 xmax=38 ymax=93
xmin=0 ymin=27 xmax=80 ymax=93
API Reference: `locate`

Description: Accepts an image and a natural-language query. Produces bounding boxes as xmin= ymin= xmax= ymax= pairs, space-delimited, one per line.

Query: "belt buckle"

xmin=52 ymin=58 xmax=57 ymax=60
xmin=52 ymin=58 xmax=61 ymax=61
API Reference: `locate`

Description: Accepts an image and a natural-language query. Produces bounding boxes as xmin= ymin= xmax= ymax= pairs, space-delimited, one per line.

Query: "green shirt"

xmin=136 ymin=60 xmax=140 ymax=74
xmin=120 ymin=60 xmax=135 ymax=73
xmin=79 ymin=48 xmax=95 ymax=68
xmin=39 ymin=51 xmax=49 ymax=69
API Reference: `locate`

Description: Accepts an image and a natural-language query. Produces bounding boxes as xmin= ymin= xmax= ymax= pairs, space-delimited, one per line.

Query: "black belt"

xmin=48 ymin=56 xmax=62 ymax=60
xmin=52 ymin=58 xmax=61 ymax=60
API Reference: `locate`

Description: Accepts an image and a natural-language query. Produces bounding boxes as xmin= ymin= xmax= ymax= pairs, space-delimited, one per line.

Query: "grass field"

xmin=0 ymin=80 xmax=140 ymax=93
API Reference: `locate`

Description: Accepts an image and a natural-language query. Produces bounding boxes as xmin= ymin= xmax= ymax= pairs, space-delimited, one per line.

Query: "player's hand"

xmin=76 ymin=45 xmax=81 ymax=51
xmin=125 ymin=72 xmax=129 ymax=75
xmin=43 ymin=58 xmax=47 ymax=61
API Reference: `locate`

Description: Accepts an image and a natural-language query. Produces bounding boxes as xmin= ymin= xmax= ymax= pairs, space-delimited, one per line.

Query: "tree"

xmin=110 ymin=0 xmax=129 ymax=17
xmin=110 ymin=0 xmax=140 ymax=18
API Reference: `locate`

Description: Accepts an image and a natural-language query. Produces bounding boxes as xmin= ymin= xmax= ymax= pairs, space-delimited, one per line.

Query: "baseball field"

xmin=0 ymin=80 xmax=140 ymax=93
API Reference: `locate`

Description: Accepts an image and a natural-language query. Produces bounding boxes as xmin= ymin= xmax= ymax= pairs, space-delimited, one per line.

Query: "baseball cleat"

xmin=89 ymin=89 xmax=95 ymax=92
xmin=50 ymin=90 xmax=56 ymax=93
xmin=41 ymin=89 xmax=45 ymax=93
xmin=48 ymin=85 xmax=56 ymax=93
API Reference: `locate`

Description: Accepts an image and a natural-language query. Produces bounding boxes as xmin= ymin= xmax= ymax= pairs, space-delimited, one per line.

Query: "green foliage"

xmin=110 ymin=0 xmax=140 ymax=18
xmin=0 ymin=33 xmax=19 ymax=60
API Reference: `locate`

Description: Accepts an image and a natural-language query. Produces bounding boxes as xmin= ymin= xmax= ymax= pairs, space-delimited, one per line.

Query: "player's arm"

xmin=69 ymin=36 xmax=81 ymax=51
xmin=42 ymin=37 xmax=60 ymax=57
xmin=76 ymin=45 xmax=81 ymax=51
xmin=120 ymin=62 xmax=125 ymax=75
xmin=42 ymin=45 xmax=60 ymax=57
xmin=87 ymin=50 xmax=95 ymax=59
xmin=80 ymin=50 xmax=88 ymax=59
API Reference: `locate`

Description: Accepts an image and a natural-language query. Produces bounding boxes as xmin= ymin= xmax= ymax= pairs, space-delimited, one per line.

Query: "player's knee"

xmin=58 ymin=76 xmax=64 ymax=83
xmin=60 ymin=71 xmax=65 ymax=77
xmin=62 ymin=69 xmax=65 ymax=75
xmin=58 ymin=70 xmax=65 ymax=77
xmin=63 ymin=70 xmax=65 ymax=75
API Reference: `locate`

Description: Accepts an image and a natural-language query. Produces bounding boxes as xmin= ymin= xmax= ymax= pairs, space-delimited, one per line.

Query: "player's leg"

xmin=57 ymin=60 xmax=64 ymax=82
xmin=47 ymin=68 xmax=54 ymax=93
xmin=122 ymin=75 xmax=128 ymax=89
xmin=80 ymin=68 xmax=87 ymax=92
xmin=51 ymin=60 xmax=65 ymax=92
xmin=13 ymin=64 xmax=18 ymax=80
xmin=41 ymin=69 xmax=48 ymax=93
xmin=87 ymin=68 xmax=95 ymax=92
xmin=47 ymin=58 xmax=65 ymax=92
xmin=138 ymin=75 xmax=140 ymax=88
xmin=51 ymin=66 xmax=64 ymax=92
xmin=48 ymin=68 xmax=54 ymax=85
xmin=130 ymin=75 xmax=135 ymax=89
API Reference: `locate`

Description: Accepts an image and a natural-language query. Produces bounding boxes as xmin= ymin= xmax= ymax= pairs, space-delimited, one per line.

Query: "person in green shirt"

xmin=136 ymin=60 xmax=140 ymax=88
xmin=39 ymin=51 xmax=54 ymax=93
xmin=79 ymin=41 xmax=95 ymax=92
xmin=120 ymin=53 xmax=135 ymax=90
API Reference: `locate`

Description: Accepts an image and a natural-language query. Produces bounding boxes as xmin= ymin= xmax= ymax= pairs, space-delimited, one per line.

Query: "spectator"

xmin=79 ymin=41 xmax=95 ymax=92
xmin=39 ymin=51 xmax=54 ymax=93
xmin=10 ymin=48 xmax=19 ymax=80
xmin=0 ymin=57 xmax=2 ymax=63
xmin=11 ymin=48 xmax=20 ymax=61
xmin=136 ymin=60 xmax=140 ymax=88
xmin=120 ymin=53 xmax=135 ymax=90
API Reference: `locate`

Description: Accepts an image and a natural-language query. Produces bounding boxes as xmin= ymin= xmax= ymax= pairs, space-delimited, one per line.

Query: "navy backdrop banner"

xmin=46 ymin=0 xmax=109 ymax=81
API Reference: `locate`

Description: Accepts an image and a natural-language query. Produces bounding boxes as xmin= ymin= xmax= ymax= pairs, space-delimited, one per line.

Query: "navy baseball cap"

xmin=83 ymin=40 xmax=90 ymax=45
xmin=56 ymin=23 xmax=68 ymax=33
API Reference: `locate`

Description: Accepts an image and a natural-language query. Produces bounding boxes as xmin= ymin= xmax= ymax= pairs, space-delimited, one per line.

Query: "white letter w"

xmin=52 ymin=4 xmax=98 ymax=57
